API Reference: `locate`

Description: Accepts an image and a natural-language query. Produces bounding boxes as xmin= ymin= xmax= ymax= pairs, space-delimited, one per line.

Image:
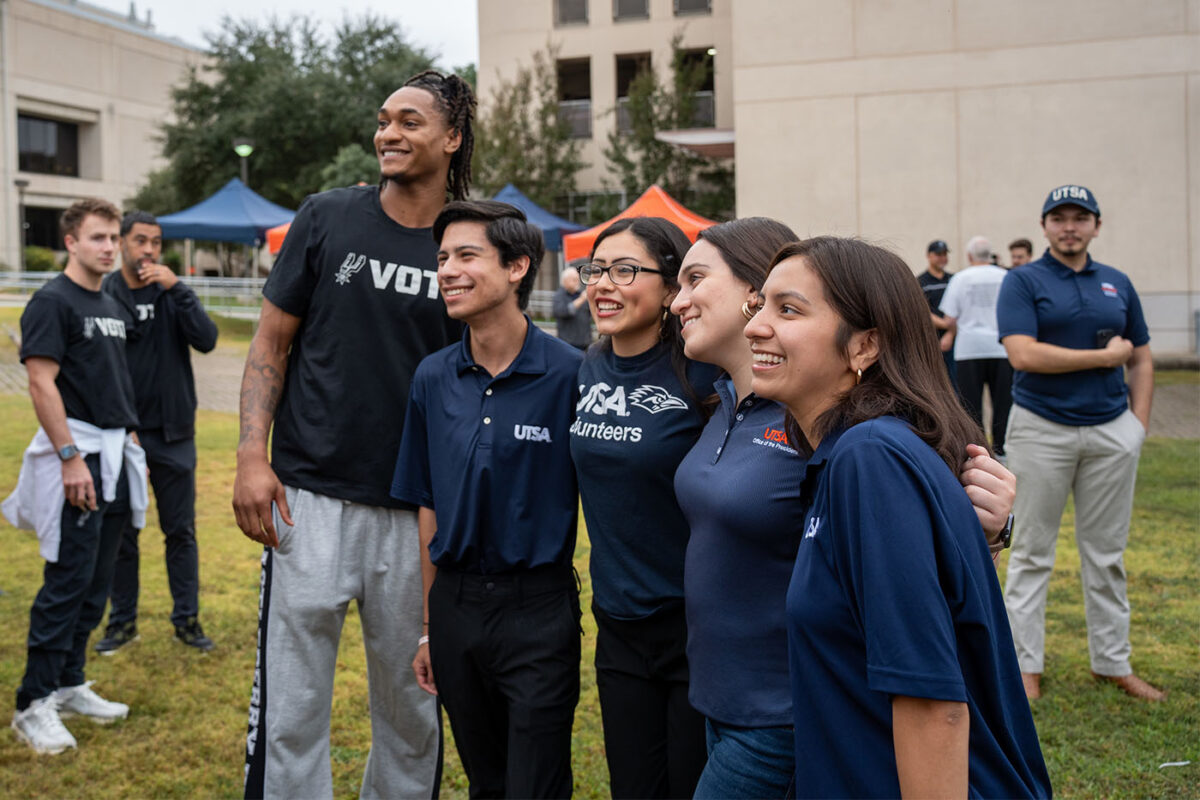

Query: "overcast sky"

xmin=94 ymin=0 xmax=480 ymax=69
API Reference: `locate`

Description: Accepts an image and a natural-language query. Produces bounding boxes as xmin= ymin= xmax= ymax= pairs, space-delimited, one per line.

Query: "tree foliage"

xmin=319 ymin=144 xmax=379 ymax=191
xmin=134 ymin=14 xmax=436 ymax=212
xmin=603 ymin=35 xmax=734 ymax=220
xmin=472 ymin=44 xmax=586 ymax=211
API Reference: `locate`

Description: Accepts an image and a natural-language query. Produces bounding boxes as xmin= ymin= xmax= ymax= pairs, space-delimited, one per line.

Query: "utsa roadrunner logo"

xmin=334 ymin=253 xmax=367 ymax=285
xmin=628 ymin=385 xmax=688 ymax=414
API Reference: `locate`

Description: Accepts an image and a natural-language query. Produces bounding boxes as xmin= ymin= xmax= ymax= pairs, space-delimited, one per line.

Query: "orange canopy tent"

xmin=266 ymin=222 xmax=290 ymax=254
xmin=562 ymin=185 xmax=716 ymax=262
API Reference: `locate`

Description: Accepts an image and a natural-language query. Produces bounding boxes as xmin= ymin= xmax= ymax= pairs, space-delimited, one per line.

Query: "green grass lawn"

xmin=0 ymin=395 xmax=1195 ymax=797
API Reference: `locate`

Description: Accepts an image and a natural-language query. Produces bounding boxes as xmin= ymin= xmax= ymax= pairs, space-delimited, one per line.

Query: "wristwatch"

xmin=999 ymin=513 xmax=1015 ymax=549
xmin=57 ymin=443 xmax=80 ymax=461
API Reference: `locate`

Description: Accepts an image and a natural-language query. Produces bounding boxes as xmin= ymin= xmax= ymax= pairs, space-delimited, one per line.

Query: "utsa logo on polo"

xmin=514 ymin=425 xmax=552 ymax=443
xmin=333 ymin=251 xmax=438 ymax=298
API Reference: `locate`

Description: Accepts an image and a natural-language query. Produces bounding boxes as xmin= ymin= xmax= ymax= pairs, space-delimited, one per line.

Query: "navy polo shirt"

xmin=787 ymin=417 xmax=1051 ymax=799
xmin=570 ymin=342 xmax=718 ymax=619
xmin=997 ymin=249 xmax=1149 ymax=426
xmin=675 ymin=379 xmax=807 ymax=727
xmin=391 ymin=319 xmax=583 ymax=573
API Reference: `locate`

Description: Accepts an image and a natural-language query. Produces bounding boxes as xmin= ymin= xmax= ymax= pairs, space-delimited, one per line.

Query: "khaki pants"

xmin=1003 ymin=404 xmax=1146 ymax=676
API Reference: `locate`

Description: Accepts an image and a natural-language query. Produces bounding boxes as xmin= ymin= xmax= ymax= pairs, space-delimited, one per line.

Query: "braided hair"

xmin=403 ymin=70 xmax=477 ymax=200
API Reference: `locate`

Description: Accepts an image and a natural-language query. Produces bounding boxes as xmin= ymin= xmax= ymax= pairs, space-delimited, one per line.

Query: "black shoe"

xmin=94 ymin=622 xmax=139 ymax=655
xmin=174 ymin=617 xmax=214 ymax=652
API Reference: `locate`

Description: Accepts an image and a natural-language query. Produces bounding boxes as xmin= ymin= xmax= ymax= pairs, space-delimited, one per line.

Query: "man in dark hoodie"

xmin=97 ymin=210 xmax=219 ymax=653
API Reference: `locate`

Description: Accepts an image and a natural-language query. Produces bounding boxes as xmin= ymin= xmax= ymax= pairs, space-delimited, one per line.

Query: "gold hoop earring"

xmin=855 ymin=368 xmax=863 ymax=385
xmin=741 ymin=301 xmax=755 ymax=321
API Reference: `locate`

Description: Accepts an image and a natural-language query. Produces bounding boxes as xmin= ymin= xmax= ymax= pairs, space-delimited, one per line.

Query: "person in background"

xmin=393 ymin=201 xmax=583 ymax=799
xmin=1009 ymin=237 xmax=1034 ymax=267
xmin=571 ymin=217 xmax=716 ymax=798
xmin=999 ymin=185 xmax=1163 ymax=702
xmin=917 ymin=239 xmax=956 ymax=385
xmin=4 ymin=198 xmax=148 ymax=755
xmin=553 ymin=265 xmax=592 ymax=350
xmin=939 ymin=235 xmax=1013 ymax=458
xmin=97 ymin=210 xmax=219 ymax=655
xmin=746 ymin=235 xmax=1051 ymax=799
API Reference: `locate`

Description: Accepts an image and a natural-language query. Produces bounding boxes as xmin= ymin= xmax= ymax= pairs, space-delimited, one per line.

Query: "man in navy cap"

xmin=918 ymin=239 xmax=956 ymax=384
xmin=997 ymin=185 xmax=1163 ymax=702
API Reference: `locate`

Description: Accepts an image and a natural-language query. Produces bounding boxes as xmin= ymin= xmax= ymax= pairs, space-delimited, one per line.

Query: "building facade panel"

xmin=956 ymin=0 xmax=1188 ymax=49
xmin=853 ymin=0 xmax=956 ymax=58
xmin=731 ymin=0 xmax=854 ymax=67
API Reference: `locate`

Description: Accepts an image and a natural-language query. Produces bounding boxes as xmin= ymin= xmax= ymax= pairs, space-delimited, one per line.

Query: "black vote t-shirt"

xmin=20 ymin=273 xmax=138 ymax=430
xmin=264 ymin=185 xmax=463 ymax=508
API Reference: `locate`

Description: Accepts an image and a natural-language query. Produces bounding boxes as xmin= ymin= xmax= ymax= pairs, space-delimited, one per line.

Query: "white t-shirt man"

xmin=940 ymin=265 xmax=1008 ymax=361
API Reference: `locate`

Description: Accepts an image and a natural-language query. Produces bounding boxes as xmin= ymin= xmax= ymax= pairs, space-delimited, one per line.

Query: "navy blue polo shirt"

xmin=787 ymin=417 xmax=1051 ymax=799
xmin=997 ymin=249 xmax=1149 ymax=426
xmin=675 ymin=379 xmax=807 ymax=727
xmin=391 ymin=319 xmax=583 ymax=573
xmin=570 ymin=342 xmax=718 ymax=619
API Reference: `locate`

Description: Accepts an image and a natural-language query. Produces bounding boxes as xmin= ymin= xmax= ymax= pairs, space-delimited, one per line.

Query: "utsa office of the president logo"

xmin=333 ymin=251 xmax=438 ymax=298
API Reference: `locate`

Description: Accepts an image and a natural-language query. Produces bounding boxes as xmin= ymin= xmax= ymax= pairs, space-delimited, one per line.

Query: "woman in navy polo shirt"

xmin=569 ymin=217 xmax=717 ymax=798
xmin=744 ymin=236 xmax=1051 ymax=798
xmin=671 ymin=219 xmax=1019 ymax=798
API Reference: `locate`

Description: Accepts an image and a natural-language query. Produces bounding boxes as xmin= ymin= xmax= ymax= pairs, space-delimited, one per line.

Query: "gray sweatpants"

xmin=243 ymin=486 xmax=439 ymax=800
xmin=1003 ymin=404 xmax=1146 ymax=677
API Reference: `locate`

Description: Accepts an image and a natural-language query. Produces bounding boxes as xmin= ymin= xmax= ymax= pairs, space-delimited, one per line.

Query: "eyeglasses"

xmin=578 ymin=262 xmax=663 ymax=286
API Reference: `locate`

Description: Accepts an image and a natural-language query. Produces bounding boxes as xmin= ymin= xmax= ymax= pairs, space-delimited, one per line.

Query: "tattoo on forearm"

xmin=238 ymin=346 xmax=286 ymax=447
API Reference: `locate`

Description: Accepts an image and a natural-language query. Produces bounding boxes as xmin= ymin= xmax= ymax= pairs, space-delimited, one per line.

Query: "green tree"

xmin=319 ymin=144 xmax=379 ymax=191
xmin=603 ymin=35 xmax=734 ymax=220
xmin=141 ymin=14 xmax=436 ymax=211
xmin=472 ymin=44 xmax=585 ymax=211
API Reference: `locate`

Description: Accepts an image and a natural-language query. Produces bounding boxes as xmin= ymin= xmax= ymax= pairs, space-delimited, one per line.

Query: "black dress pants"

xmin=956 ymin=357 xmax=1014 ymax=454
xmin=593 ymin=602 xmax=707 ymax=800
xmin=429 ymin=566 xmax=581 ymax=799
xmin=17 ymin=456 xmax=130 ymax=710
xmin=107 ymin=430 xmax=199 ymax=628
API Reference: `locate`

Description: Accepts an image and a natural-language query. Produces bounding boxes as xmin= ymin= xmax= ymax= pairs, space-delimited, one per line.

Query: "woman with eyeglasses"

xmin=671 ymin=219 xmax=1018 ymax=798
xmin=569 ymin=217 xmax=717 ymax=799
xmin=744 ymin=237 xmax=1050 ymax=798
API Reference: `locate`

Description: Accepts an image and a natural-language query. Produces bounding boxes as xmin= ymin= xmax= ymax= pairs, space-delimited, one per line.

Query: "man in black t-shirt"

xmin=233 ymin=71 xmax=475 ymax=799
xmin=918 ymin=239 xmax=957 ymax=385
xmin=96 ymin=211 xmax=219 ymax=656
xmin=4 ymin=198 xmax=142 ymax=755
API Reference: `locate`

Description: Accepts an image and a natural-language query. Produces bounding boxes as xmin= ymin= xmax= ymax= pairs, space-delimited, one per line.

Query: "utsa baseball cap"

xmin=927 ymin=240 xmax=949 ymax=254
xmin=1042 ymin=184 xmax=1100 ymax=218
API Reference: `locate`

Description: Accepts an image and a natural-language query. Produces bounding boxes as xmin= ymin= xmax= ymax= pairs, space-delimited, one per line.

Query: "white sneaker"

xmin=52 ymin=682 xmax=129 ymax=724
xmin=11 ymin=696 xmax=77 ymax=755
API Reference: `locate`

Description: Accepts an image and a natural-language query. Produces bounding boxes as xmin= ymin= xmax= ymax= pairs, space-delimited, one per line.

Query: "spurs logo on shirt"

xmin=83 ymin=316 xmax=126 ymax=340
xmin=804 ymin=516 xmax=821 ymax=539
xmin=333 ymin=250 xmax=439 ymax=298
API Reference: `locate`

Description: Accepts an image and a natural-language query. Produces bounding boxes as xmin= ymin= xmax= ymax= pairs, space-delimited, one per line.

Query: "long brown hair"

xmin=696 ymin=216 xmax=797 ymax=292
xmin=772 ymin=236 xmax=986 ymax=471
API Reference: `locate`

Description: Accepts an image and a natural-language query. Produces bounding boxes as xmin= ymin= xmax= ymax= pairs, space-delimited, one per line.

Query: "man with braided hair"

xmin=233 ymin=70 xmax=475 ymax=799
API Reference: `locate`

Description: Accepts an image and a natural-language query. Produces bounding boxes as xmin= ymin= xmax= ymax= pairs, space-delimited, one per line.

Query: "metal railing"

xmin=0 ymin=272 xmax=557 ymax=322
xmin=558 ymin=99 xmax=593 ymax=139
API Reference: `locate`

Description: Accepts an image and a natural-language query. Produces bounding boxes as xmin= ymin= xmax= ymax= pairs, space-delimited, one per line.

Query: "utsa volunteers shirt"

xmin=264 ymin=185 xmax=463 ymax=508
xmin=674 ymin=378 xmax=807 ymax=727
xmin=787 ymin=418 xmax=1051 ymax=799
xmin=570 ymin=342 xmax=718 ymax=619
xmin=391 ymin=320 xmax=583 ymax=573
xmin=20 ymin=273 xmax=138 ymax=430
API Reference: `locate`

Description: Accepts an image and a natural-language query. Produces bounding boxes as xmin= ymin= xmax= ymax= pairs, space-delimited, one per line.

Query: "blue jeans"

xmin=693 ymin=720 xmax=794 ymax=799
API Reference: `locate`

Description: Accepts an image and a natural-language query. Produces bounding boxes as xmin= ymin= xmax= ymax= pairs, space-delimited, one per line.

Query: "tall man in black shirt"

xmin=233 ymin=71 xmax=475 ymax=799
xmin=96 ymin=211 xmax=219 ymax=654
xmin=4 ymin=198 xmax=144 ymax=754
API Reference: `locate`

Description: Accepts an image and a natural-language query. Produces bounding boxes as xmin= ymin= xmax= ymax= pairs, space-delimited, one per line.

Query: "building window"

xmin=23 ymin=206 xmax=64 ymax=250
xmin=18 ymin=115 xmax=80 ymax=177
xmin=614 ymin=0 xmax=648 ymax=20
xmin=555 ymin=0 xmax=588 ymax=25
xmin=557 ymin=58 xmax=592 ymax=139
xmin=680 ymin=49 xmax=715 ymax=127
xmin=615 ymin=53 xmax=651 ymax=135
xmin=674 ymin=0 xmax=711 ymax=14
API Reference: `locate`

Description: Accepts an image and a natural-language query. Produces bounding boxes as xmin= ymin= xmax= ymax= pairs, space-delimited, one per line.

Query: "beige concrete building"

xmin=0 ymin=0 xmax=202 ymax=269
xmin=479 ymin=0 xmax=1200 ymax=352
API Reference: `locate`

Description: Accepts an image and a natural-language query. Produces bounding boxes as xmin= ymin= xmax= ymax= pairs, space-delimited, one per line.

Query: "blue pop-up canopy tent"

xmin=157 ymin=178 xmax=294 ymax=245
xmin=492 ymin=183 xmax=584 ymax=251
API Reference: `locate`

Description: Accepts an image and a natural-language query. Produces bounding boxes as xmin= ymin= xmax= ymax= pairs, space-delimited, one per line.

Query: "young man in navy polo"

xmin=998 ymin=184 xmax=1163 ymax=702
xmin=392 ymin=200 xmax=584 ymax=798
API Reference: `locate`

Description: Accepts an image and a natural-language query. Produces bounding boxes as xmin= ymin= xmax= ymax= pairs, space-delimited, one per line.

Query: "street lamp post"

xmin=14 ymin=178 xmax=29 ymax=272
xmin=232 ymin=138 xmax=255 ymax=185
